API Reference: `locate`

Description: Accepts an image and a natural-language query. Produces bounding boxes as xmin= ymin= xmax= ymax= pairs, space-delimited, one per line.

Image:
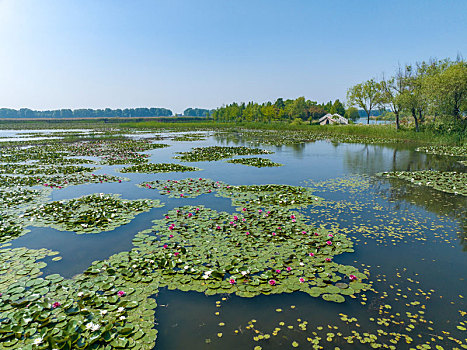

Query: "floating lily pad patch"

xmin=218 ymin=184 xmax=324 ymax=209
xmin=138 ymin=178 xmax=227 ymax=198
xmin=0 ymin=164 xmax=97 ymax=175
xmin=226 ymin=157 xmax=283 ymax=168
xmin=119 ymin=163 xmax=201 ymax=173
xmin=174 ymin=146 xmax=273 ymax=162
xmin=65 ymin=139 xmax=170 ymax=165
xmin=0 ymin=247 xmax=160 ymax=349
xmin=23 ymin=193 xmax=164 ymax=234
xmin=131 ymin=204 xmax=368 ymax=299
xmin=0 ymin=187 xmax=49 ymax=209
xmin=172 ymin=133 xmax=207 ymax=141
xmin=378 ymin=170 xmax=467 ymax=196
xmin=416 ymin=145 xmax=467 ymax=157
xmin=0 ymin=214 xmax=25 ymax=243
xmin=0 ymin=173 xmax=128 ymax=189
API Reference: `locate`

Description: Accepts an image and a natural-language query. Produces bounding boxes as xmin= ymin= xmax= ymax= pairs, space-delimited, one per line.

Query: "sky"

xmin=0 ymin=0 xmax=465 ymax=114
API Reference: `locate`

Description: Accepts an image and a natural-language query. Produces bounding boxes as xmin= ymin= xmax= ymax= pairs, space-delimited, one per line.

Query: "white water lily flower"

xmin=119 ymin=315 xmax=126 ymax=320
xmin=24 ymin=318 xmax=32 ymax=323
xmin=117 ymin=307 xmax=125 ymax=312
xmin=86 ymin=322 xmax=100 ymax=331
xmin=241 ymin=271 xmax=248 ymax=276
xmin=33 ymin=337 xmax=43 ymax=345
xmin=100 ymin=310 xmax=108 ymax=315
xmin=77 ymin=292 xmax=84 ymax=297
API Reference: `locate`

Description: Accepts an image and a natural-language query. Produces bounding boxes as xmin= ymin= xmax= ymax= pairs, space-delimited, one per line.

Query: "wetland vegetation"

xmin=0 ymin=126 xmax=465 ymax=349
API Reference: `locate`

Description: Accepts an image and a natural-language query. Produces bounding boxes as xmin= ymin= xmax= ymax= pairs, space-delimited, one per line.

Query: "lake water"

xmin=0 ymin=129 xmax=465 ymax=349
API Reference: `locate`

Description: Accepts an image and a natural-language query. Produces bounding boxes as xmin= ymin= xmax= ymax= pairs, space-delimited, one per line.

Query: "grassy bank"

xmin=0 ymin=118 xmax=464 ymax=145
xmin=122 ymin=120 xmax=466 ymax=145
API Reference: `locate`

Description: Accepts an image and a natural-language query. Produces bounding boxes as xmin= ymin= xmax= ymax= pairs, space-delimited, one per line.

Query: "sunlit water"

xmin=1 ymin=130 xmax=465 ymax=349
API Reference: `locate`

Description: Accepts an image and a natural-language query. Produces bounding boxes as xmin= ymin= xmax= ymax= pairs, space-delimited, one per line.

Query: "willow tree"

xmin=346 ymin=79 xmax=383 ymax=124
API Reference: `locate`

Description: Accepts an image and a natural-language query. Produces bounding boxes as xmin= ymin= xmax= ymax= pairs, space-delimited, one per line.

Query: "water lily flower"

xmin=100 ymin=310 xmax=108 ymax=315
xmin=216 ymin=226 xmax=221 ymax=230
xmin=314 ymin=232 xmax=319 ymax=236
xmin=87 ymin=322 xmax=101 ymax=332
xmin=326 ymin=241 xmax=332 ymax=245
xmin=309 ymin=253 xmax=315 ymax=257
xmin=163 ymin=244 xmax=168 ymax=249
xmin=302 ymin=231 xmax=306 ymax=234
xmin=268 ymin=279 xmax=276 ymax=286
xmin=290 ymin=215 xmax=295 ymax=219
xmin=286 ymin=267 xmax=292 ymax=271
xmin=349 ymin=274 xmax=357 ymax=281
xmin=242 ymin=208 xmax=247 ymax=211
xmin=246 ymin=231 xmax=250 ymax=235
xmin=241 ymin=271 xmax=248 ymax=276
xmin=117 ymin=307 xmax=125 ymax=312
xmin=117 ymin=290 xmax=126 ymax=297
xmin=325 ymin=258 xmax=332 ymax=262
xmin=229 ymin=278 xmax=236 ymax=284
xmin=188 ymin=213 xmax=193 ymax=217
xmin=276 ymin=269 xmax=281 ymax=273
xmin=119 ymin=315 xmax=126 ymax=320
xmin=174 ymin=252 xmax=180 ymax=256
xmin=165 ymin=216 xmax=170 ymax=219
xmin=52 ymin=302 xmax=61 ymax=308
xmin=233 ymin=216 xmax=238 ymax=221
xmin=272 ymin=232 xmax=276 ymax=236
xmin=33 ymin=337 xmax=43 ymax=345
xmin=299 ymin=277 xmax=305 ymax=283
xmin=258 ymin=209 xmax=262 ymax=213
xmin=328 ymin=234 xmax=333 ymax=237
xmin=169 ymin=234 xmax=174 ymax=238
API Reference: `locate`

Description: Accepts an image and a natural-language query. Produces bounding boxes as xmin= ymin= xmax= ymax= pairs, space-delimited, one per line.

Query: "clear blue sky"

xmin=0 ymin=0 xmax=465 ymax=114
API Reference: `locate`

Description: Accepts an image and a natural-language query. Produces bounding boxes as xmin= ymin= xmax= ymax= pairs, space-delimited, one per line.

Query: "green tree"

xmin=330 ymin=99 xmax=345 ymax=116
xmin=424 ymin=61 xmax=467 ymax=119
xmin=346 ymin=79 xmax=383 ymax=124
xmin=344 ymin=107 xmax=360 ymax=121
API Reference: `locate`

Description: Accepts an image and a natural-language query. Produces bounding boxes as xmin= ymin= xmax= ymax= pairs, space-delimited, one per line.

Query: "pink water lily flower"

xmin=309 ymin=253 xmax=315 ymax=257
xmin=268 ymin=279 xmax=276 ymax=286
xmin=216 ymin=226 xmax=221 ymax=230
xmin=302 ymin=231 xmax=307 ymax=234
xmin=242 ymin=208 xmax=247 ymax=211
xmin=299 ymin=277 xmax=305 ymax=283
xmin=52 ymin=302 xmax=61 ymax=308
xmin=187 ymin=213 xmax=193 ymax=217
xmin=286 ymin=267 xmax=292 ymax=271
xmin=169 ymin=234 xmax=174 ymax=238
xmin=272 ymin=232 xmax=276 ymax=236
xmin=246 ymin=232 xmax=250 ymax=235
xmin=117 ymin=291 xmax=126 ymax=297
xmin=163 ymin=244 xmax=168 ymax=249
xmin=326 ymin=241 xmax=332 ymax=245
xmin=349 ymin=274 xmax=357 ymax=281
xmin=325 ymin=258 xmax=332 ymax=262
xmin=233 ymin=216 xmax=238 ymax=221
xmin=275 ymin=269 xmax=281 ymax=273
xmin=328 ymin=234 xmax=333 ymax=237
xmin=174 ymin=252 xmax=180 ymax=256
xmin=229 ymin=278 xmax=236 ymax=285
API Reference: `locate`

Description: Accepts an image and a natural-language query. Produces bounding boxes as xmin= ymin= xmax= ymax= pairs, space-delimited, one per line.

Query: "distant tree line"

xmin=0 ymin=107 xmax=173 ymax=119
xmin=347 ymin=57 xmax=467 ymax=130
xmin=183 ymin=108 xmax=214 ymax=117
xmin=211 ymin=97 xmax=359 ymax=123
